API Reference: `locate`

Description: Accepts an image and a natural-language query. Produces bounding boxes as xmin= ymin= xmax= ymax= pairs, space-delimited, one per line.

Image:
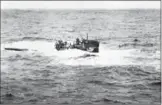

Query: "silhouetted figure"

xmin=134 ymin=38 xmax=139 ymax=42
xmin=76 ymin=38 xmax=80 ymax=45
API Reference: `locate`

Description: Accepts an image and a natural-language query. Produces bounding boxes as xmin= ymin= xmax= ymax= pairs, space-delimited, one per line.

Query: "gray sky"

xmin=1 ymin=1 xmax=160 ymax=9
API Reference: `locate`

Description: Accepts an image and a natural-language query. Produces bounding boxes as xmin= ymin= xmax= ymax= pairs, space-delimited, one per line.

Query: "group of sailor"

xmin=56 ymin=40 xmax=69 ymax=49
xmin=55 ymin=37 xmax=88 ymax=50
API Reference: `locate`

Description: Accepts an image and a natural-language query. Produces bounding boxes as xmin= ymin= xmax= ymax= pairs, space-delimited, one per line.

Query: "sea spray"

xmin=2 ymin=40 xmax=159 ymax=68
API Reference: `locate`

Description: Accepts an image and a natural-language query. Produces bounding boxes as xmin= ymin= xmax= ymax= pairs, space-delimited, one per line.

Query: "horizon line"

xmin=1 ymin=8 xmax=160 ymax=10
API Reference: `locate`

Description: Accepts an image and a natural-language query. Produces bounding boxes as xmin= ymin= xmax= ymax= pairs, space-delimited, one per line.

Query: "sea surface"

xmin=1 ymin=9 xmax=161 ymax=104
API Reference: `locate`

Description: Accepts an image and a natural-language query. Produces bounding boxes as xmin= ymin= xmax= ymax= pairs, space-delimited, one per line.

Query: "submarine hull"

xmin=55 ymin=39 xmax=99 ymax=53
xmin=55 ymin=46 xmax=99 ymax=53
xmin=5 ymin=48 xmax=28 ymax=51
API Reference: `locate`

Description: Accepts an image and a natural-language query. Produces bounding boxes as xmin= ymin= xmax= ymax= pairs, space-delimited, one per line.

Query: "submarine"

xmin=4 ymin=48 xmax=28 ymax=51
xmin=55 ymin=34 xmax=99 ymax=53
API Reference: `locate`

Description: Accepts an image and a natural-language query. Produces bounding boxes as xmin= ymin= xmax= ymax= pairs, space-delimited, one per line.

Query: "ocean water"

xmin=1 ymin=9 xmax=160 ymax=104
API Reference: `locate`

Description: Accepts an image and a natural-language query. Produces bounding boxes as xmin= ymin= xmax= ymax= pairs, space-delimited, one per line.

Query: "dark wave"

xmin=22 ymin=37 xmax=53 ymax=41
xmin=93 ymin=97 xmax=126 ymax=104
xmin=102 ymin=98 xmax=125 ymax=104
xmin=87 ymin=80 xmax=115 ymax=86
xmin=7 ymin=54 xmax=23 ymax=61
xmin=127 ymin=66 xmax=154 ymax=76
xmin=150 ymin=81 xmax=161 ymax=86
xmin=78 ymin=54 xmax=97 ymax=58
xmin=118 ymin=43 xmax=154 ymax=48
xmin=6 ymin=37 xmax=53 ymax=43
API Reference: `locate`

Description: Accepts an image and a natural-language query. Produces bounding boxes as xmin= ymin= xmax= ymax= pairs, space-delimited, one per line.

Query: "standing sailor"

xmin=76 ymin=38 xmax=80 ymax=45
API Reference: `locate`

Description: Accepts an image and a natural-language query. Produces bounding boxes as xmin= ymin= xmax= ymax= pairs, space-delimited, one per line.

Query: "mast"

xmin=87 ymin=33 xmax=88 ymax=40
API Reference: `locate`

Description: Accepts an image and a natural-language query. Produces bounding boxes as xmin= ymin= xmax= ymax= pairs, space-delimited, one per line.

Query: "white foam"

xmin=3 ymin=40 xmax=158 ymax=67
xmin=2 ymin=41 xmax=57 ymax=55
xmin=61 ymin=45 xmax=134 ymax=66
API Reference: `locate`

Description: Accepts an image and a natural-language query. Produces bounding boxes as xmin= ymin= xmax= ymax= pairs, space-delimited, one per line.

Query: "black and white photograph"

xmin=1 ymin=1 xmax=161 ymax=105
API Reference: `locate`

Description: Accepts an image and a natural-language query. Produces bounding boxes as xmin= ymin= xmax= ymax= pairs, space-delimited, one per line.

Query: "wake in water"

xmin=1 ymin=40 xmax=136 ymax=66
xmin=1 ymin=40 xmax=160 ymax=67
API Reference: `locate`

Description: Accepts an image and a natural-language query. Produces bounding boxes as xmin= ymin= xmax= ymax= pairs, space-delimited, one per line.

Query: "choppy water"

xmin=1 ymin=9 xmax=160 ymax=104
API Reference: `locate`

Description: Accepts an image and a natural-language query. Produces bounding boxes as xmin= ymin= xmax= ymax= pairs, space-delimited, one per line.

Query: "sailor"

xmin=76 ymin=38 xmax=80 ymax=45
xmin=64 ymin=41 xmax=68 ymax=49
xmin=64 ymin=41 xmax=67 ymax=45
xmin=58 ymin=40 xmax=64 ymax=48
xmin=55 ymin=41 xmax=60 ymax=50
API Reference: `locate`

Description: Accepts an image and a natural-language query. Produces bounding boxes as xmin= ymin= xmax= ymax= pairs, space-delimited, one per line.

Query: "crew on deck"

xmin=76 ymin=38 xmax=80 ymax=45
